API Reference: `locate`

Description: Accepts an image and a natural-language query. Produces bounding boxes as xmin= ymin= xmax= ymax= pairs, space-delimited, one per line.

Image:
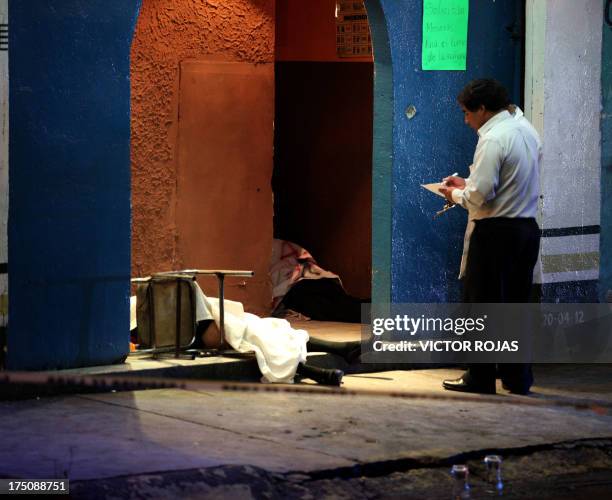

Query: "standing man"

xmin=438 ymin=79 xmax=542 ymax=395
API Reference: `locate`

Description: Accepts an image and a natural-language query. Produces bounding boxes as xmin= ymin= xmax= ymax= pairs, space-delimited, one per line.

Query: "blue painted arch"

xmin=5 ymin=0 xmax=528 ymax=370
xmin=368 ymin=0 xmax=524 ymax=304
xmin=365 ymin=0 xmax=393 ymax=307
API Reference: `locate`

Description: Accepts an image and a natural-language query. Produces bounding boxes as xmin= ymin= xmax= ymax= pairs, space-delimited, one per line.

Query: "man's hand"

xmin=438 ymin=176 xmax=465 ymax=203
xmin=438 ymin=186 xmax=456 ymax=203
xmin=442 ymin=175 xmax=466 ymax=189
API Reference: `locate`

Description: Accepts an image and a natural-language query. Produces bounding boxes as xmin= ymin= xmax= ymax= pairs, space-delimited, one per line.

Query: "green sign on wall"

xmin=422 ymin=0 xmax=469 ymax=71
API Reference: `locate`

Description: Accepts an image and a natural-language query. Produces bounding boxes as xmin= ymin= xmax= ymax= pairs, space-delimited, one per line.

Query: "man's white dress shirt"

xmin=451 ymin=109 xmax=542 ymax=277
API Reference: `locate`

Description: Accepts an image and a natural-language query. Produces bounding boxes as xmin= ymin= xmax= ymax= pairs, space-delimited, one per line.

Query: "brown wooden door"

xmin=176 ymin=61 xmax=274 ymax=315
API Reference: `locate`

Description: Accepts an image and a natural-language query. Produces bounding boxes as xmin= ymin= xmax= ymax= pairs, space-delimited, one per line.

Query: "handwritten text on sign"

xmin=422 ymin=0 xmax=469 ymax=71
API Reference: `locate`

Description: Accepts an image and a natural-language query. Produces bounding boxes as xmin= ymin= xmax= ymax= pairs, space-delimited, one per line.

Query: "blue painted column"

xmin=601 ymin=3 xmax=612 ymax=302
xmin=8 ymin=0 xmax=141 ymax=369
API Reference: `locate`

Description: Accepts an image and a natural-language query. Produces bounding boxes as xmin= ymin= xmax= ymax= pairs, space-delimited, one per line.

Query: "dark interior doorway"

xmin=273 ymin=0 xmax=373 ymax=301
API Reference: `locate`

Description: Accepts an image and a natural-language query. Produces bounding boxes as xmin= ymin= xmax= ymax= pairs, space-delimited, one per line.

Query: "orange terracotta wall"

xmin=276 ymin=0 xmax=372 ymax=62
xmin=131 ymin=0 xmax=275 ymax=314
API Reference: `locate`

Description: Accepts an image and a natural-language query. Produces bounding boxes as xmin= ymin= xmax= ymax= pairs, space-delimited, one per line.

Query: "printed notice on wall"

xmin=421 ymin=0 xmax=469 ymax=70
xmin=336 ymin=1 xmax=372 ymax=58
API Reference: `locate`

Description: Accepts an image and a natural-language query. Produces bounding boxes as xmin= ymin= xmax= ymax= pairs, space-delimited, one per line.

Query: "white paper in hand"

xmin=421 ymin=182 xmax=446 ymax=198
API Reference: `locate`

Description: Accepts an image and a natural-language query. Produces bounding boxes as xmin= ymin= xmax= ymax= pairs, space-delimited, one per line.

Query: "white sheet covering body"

xmin=132 ymin=282 xmax=309 ymax=384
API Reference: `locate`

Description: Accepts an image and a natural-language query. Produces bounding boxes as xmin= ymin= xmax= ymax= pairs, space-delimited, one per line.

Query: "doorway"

xmin=273 ymin=0 xmax=374 ymax=303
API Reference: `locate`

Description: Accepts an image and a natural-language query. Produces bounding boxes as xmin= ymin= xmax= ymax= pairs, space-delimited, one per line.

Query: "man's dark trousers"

xmin=462 ymin=217 xmax=541 ymax=393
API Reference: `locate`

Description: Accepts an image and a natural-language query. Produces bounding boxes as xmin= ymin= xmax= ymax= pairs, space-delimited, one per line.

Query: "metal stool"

xmin=131 ymin=269 xmax=254 ymax=359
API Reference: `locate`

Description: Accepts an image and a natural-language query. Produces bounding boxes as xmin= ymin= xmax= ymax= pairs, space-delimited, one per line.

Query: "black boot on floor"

xmin=296 ymin=363 xmax=344 ymax=386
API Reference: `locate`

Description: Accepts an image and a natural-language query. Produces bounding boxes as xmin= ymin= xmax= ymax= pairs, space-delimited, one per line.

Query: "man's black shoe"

xmin=442 ymin=377 xmax=496 ymax=394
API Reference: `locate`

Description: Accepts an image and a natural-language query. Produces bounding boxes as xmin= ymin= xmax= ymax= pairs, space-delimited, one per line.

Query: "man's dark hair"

xmin=457 ymin=79 xmax=510 ymax=112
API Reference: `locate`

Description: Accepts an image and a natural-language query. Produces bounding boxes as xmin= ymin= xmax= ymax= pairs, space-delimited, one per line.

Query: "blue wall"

xmin=8 ymin=0 xmax=141 ymax=370
xmin=601 ymin=4 xmax=612 ymax=302
xmin=371 ymin=0 xmax=523 ymax=303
